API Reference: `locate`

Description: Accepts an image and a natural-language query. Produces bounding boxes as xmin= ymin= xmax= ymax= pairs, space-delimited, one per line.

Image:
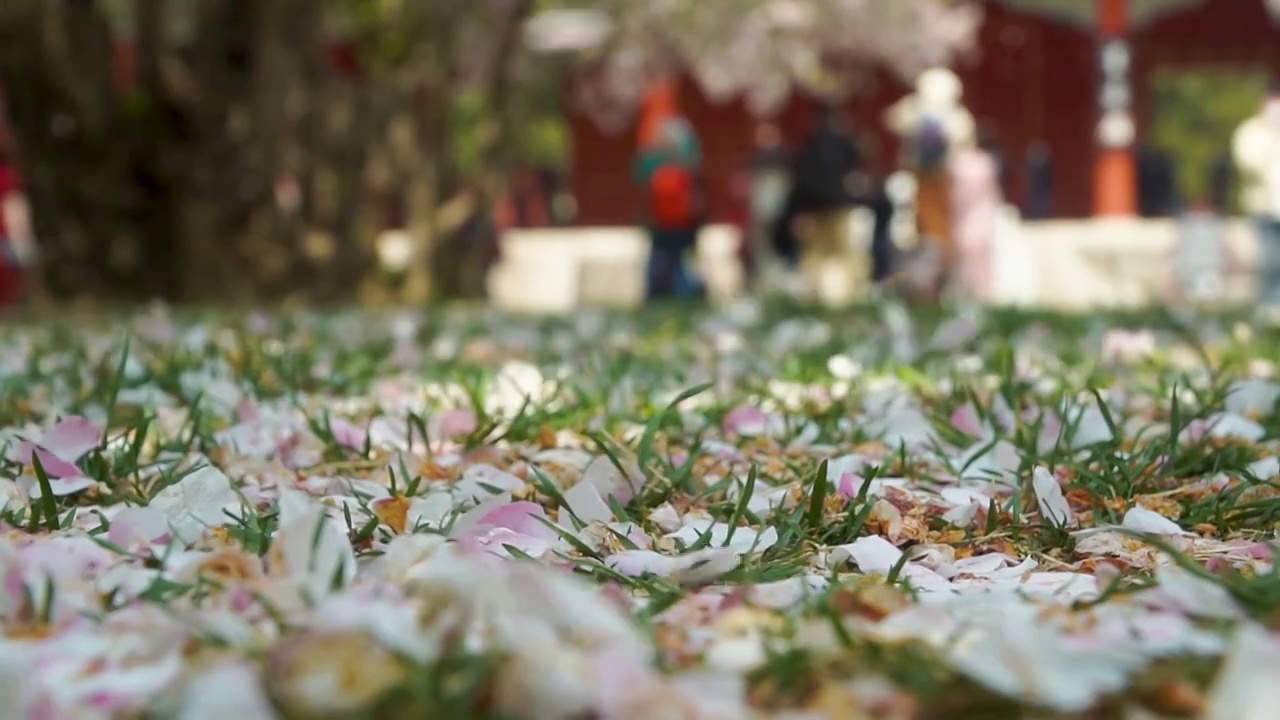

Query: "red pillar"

xmin=1093 ymin=0 xmax=1137 ymax=216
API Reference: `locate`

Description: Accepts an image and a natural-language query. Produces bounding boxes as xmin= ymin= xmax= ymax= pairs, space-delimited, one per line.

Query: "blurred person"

xmin=788 ymin=102 xmax=867 ymax=306
xmin=1168 ymin=198 xmax=1235 ymax=307
xmin=1024 ymin=141 xmax=1054 ymax=220
xmin=869 ymin=179 xmax=895 ymax=283
xmin=540 ymin=167 xmax=576 ymax=226
xmin=948 ymin=125 xmax=1004 ymax=303
xmin=727 ymin=165 xmax=753 ymax=284
xmin=886 ymin=68 xmax=976 ymax=302
xmin=0 ymin=144 xmax=29 ymax=310
xmin=1232 ymin=84 xmax=1280 ymax=312
xmin=636 ymin=115 xmax=701 ymax=186
xmin=1137 ymin=142 xmax=1182 ymax=218
xmin=850 ymin=134 xmax=896 ymax=285
xmin=635 ymin=116 xmax=707 ymax=301
xmin=772 ymin=183 xmax=802 ymax=269
xmin=495 ymin=166 xmax=552 ymax=231
xmin=744 ymin=121 xmax=792 ymax=289
xmin=1209 ymin=150 xmax=1235 ymax=215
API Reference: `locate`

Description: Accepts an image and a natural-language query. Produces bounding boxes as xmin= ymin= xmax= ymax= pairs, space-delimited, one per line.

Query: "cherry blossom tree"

xmin=557 ymin=0 xmax=983 ymax=132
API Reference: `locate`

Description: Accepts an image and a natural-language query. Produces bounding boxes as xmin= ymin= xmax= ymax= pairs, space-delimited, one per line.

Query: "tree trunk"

xmin=0 ymin=0 xmax=173 ymax=302
xmin=418 ymin=0 xmax=535 ymax=303
xmin=0 ymin=0 xmax=335 ymax=305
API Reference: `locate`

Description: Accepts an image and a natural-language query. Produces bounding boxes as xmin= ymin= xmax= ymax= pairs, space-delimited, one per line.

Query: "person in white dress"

xmin=948 ymin=128 xmax=1004 ymax=303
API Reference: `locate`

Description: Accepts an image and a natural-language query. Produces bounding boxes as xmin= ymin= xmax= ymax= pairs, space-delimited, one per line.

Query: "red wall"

xmin=567 ymin=0 xmax=1280 ymax=226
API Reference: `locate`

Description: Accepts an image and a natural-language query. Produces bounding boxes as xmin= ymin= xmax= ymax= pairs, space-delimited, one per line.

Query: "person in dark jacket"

xmin=869 ymin=180 xmax=895 ymax=283
xmin=1209 ymin=150 xmax=1235 ymax=216
xmin=1137 ymin=142 xmax=1182 ymax=218
xmin=785 ymin=103 xmax=868 ymax=305
xmin=789 ymin=103 xmax=860 ymax=217
xmin=1024 ymin=141 xmax=1054 ymax=220
xmin=743 ymin=122 xmax=791 ymax=287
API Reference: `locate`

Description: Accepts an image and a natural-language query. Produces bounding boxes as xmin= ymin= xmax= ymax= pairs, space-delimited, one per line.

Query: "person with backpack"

xmin=635 ymin=117 xmax=706 ymax=301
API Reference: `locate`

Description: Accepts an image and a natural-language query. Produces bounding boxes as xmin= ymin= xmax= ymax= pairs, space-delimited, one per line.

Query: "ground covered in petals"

xmin=1 ymin=301 xmax=1279 ymax=718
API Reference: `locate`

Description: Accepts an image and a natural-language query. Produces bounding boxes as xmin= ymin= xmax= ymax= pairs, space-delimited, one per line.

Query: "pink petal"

xmin=1181 ymin=419 xmax=1209 ymax=443
xmin=38 ymin=475 xmax=96 ymax=498
xmin=5 ymin=440 xmax=36 ymax=465
xmin=476 ymin=501 xmax=558 ymax=541
xmin=461 ymin=527 xmax=554 ymax=559
xmin=21 ymin=447 xmax=87 ymax=479
xmin=108 ymin=507 xmax=173 ymax=549
xmin=992 ymin=395 xmax=1018 ymax=433
xmin=1037 ymin=412 xmax=1065 ymax=451
xmin=589 ymin=645 xmax=662 ymax=707
xmin=40 ymin=416 xmax=103 ymax=462
xmin=235 ymin=400 xmax=260 ymax=424
xmin=329 ymin=418 xmax=367 ymax=450
xmin=951 ymin=402 xmax=983 ymax=438
xmin=432 ymin=409 xmax=478 ymax=440
xmin=247 ymin=311 xmax=274 ymax=335
xmin=3 ymin=567 xmax=26 ymax=608
xmin=20 ymin=535 xmax=114 ymax=577
xmin=1226 ymin=541 xmax=1275 ymax=561
xmin=723 ymin=406 xmax=768 ymax=436
xmin=837 ymin=473 xmax=863 ymax=499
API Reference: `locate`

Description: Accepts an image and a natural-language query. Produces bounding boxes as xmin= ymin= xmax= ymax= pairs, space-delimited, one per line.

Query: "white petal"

xmin=1121 ymin=506 xmax=1187 ymax=536
xmin=830 ymin=535 xmax=901 ymax=574
xmin=1032 ymin=466 xmax=1076 ymax=529
xmin=1206 ymin=623 xmax=1280 ymax=720
xmin=563 ymin=482 xmax=614 ymax=526
xmin=1225 ymin=379 xmax=1280 ymax=416
xmin=148 ymin=464 xmax=242 ymax=546
xmin=1208 ymin=412 xmax=1265 ymax=441
xmin=269 ymin=505 xmax=357 ymax=600
xmin=606 ymin=548 xmax=738 ymax=585
xmin=171 ymin=661 xmax=276 ymax=720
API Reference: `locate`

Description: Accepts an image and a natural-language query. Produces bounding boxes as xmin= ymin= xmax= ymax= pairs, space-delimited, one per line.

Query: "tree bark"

xmin=0 ymin=0 xmax=339 ymax=305
xmin=0 ymin=0 xmax=548 ymax=306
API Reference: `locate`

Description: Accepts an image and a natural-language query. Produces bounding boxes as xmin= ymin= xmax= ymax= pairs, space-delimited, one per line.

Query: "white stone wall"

xmin=1004 ymin=215 xmax=1259 ymax=309
xmin=488 ymin=214 xmax=1263 ymax=313
xmin=487 ymin=224 xmax=744 ymax=313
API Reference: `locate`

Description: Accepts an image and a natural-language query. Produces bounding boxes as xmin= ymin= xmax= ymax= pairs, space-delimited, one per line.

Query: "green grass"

xmin=0 ymin=300 xmax=1278 ymax=717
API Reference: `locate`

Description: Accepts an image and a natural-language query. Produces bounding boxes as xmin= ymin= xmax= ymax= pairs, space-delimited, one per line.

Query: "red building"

xmin=566 ymin=0 xmax=1280 ymax=226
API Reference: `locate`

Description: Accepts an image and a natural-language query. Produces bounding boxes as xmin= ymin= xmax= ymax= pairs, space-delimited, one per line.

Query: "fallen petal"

xmin=39 ymin=416 xmax=103 ymax=462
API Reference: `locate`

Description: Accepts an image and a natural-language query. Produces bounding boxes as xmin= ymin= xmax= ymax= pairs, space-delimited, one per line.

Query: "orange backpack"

xmin=648 ymin=163 xmax=697 ymax=230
